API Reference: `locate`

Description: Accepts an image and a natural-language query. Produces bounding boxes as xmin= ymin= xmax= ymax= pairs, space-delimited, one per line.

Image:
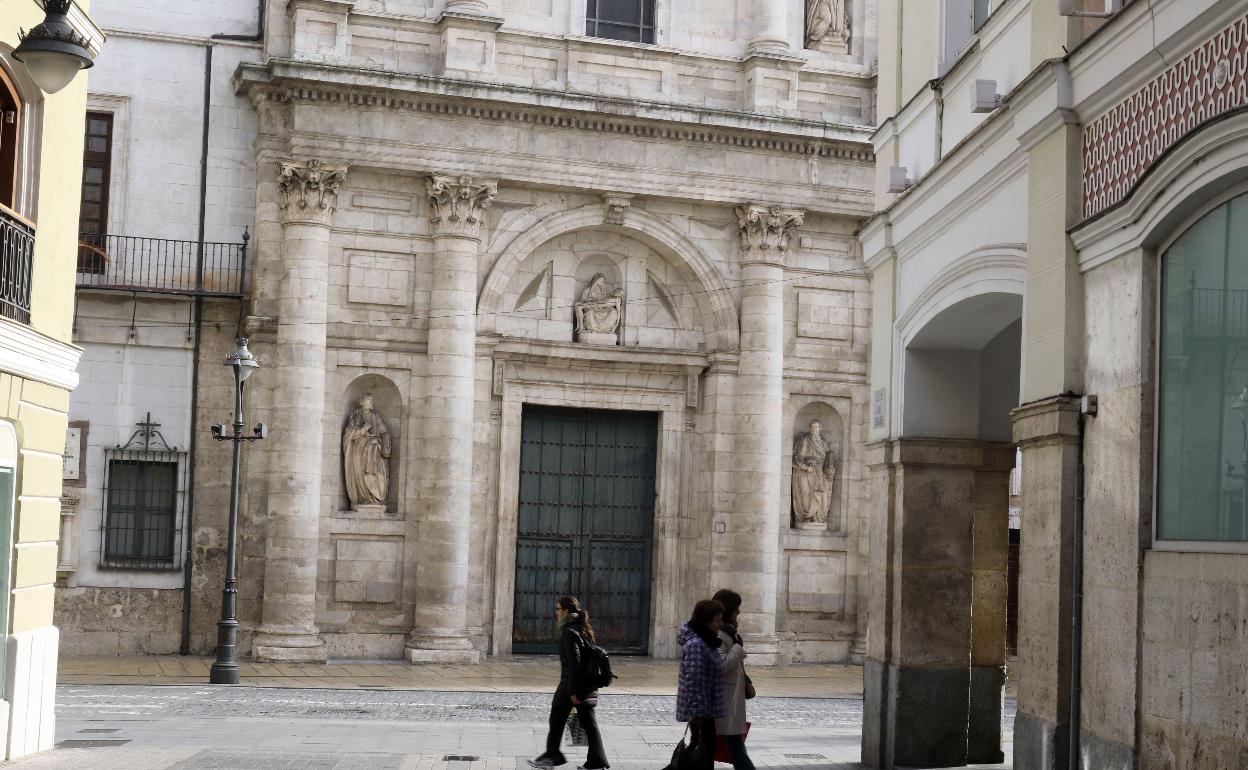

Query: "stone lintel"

xmin=865 ymin=437 xmax=1015 ymax=472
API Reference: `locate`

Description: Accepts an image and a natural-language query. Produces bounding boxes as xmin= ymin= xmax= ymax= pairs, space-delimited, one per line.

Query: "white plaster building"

xmin=59 ymin=0 xmax=880 ymax=666
xmin=56 ymin=0 xmax=260 ymax=654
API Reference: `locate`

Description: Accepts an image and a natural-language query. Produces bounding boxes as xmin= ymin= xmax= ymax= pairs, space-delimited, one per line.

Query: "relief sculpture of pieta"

xmin=343 ymin=394 xmax=391 ymax=512
xmin=574 ymin=273 xmax=623 ymax=343
xmin=806 ymin=0 xmax=849 ymax=48
xmin=792 ymin=419 xmax=838 ymax=528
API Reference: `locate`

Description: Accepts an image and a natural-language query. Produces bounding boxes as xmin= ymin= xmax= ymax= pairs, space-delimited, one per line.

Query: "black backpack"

xmin=579 ymin=636 xmax=617 ymax=689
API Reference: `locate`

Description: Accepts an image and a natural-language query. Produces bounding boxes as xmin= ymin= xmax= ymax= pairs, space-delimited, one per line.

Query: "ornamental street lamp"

xmin=12 ymin=0 xmax=96 ymax=94
xmin=209 ymin=337 xmax=266 ymax=685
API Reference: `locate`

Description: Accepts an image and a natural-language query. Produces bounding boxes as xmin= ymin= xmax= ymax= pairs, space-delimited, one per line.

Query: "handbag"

xmin=663 ymin=723 xmax=711 ymax=770
xmin=566 ymin=710 xmax=588 ymax=746
xmin=743 ymin=673 xmax=756 ymax=700
xmin=713 ymin=722 xmax=751 ymax=764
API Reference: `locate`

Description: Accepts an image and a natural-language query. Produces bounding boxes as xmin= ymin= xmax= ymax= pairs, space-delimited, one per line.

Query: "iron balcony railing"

xmin=77 ymin=232 xmax=247 ymax=297
xmin=0 ymin=204 xmax=35 ymax=324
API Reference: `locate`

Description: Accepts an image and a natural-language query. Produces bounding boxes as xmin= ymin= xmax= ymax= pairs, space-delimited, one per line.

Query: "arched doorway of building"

xmin=0 ymin=63 xmax=23 ymax=210
xmin=864 ymin=290 xmax=1021 ymax=768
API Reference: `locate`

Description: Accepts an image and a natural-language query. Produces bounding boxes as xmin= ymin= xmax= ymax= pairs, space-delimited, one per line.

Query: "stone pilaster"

xmin=725 ymin=204 xmax=801 ymax=662
xmin=253 ymin=159 xmax=346 ymax=663
xmin=860 ymin=437 xmax=1015 ymax=769
xmin=1011 ymin=396 xmax=1081 ymax=770
xmin=407 ymin=174 xmax=497 ymax=664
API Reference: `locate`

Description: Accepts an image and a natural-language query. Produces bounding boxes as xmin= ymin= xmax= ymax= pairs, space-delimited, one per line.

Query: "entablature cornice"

xmin=235 ymin=59 xmax=875 ymax=163
xmin=491 ymin=338 xmax=709 ymax=375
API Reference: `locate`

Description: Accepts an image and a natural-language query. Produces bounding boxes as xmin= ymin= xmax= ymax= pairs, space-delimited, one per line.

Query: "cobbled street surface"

xmin=4 ymin=685 xmax=1015 ymax=770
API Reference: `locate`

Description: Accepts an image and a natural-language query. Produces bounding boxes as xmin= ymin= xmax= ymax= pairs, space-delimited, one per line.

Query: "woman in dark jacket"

xmin=676 ymin=599 xmax=726 ymax=770
xmin=528 ymin=595 xmax=609 ymax=770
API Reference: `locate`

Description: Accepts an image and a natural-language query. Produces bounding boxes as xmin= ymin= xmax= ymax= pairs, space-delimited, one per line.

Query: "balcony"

xmin=76 ymin=232 xmax=247 ymax=298
xmin=1 ymin=204 xmax=35 ymax=325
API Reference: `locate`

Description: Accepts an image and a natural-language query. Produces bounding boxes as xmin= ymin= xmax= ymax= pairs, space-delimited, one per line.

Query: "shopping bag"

xmin=566 ymin=710 xmax=588 ymax=746
xmin=661 ymin=724 xmax=692 ymax=770
xmin=713 ymin=722 xmax=751 ymax=764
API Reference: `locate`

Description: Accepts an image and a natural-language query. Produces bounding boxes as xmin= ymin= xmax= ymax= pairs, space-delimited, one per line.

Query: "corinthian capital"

xmin=276 ymin=160 xmax=347 ymax=225
xmin=736 ymin=204 xmax=804 ymax=266
xmin=427 ymin=174 xmax=498 ymax=238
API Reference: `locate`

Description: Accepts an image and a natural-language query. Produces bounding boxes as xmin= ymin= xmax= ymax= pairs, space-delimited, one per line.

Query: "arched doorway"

xmin=0 ymin=63 xmax=22 ymax=210
xmin=864 ymin=291 xmax=1021 ymax=768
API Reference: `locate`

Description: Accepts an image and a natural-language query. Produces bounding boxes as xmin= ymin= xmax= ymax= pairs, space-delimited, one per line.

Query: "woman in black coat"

xmin=528 ymin=595 xmax=610 ymax=770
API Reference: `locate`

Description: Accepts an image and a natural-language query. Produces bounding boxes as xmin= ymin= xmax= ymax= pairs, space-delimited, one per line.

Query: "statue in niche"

xmin=343 ymin=394 xmax=392 ymax=512
xmin=792 ymin=419 xmax=838 ymax=528
xmin=806 ymin=0 xmax=849 ymax=48
xmin=574 ymin=273 xmax=624 ymax=342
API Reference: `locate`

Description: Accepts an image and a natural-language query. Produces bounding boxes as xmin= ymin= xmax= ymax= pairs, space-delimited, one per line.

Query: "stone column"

xmin=749 ymin=0 xmax=790 ymax=54
xmin=861 ymin=438 xmax=1014 ymax=768
xmin=728 ymin=204 xmax=802 ymax=662
xmin=1012 ymin=396 xmax=1080 ymax=770
xmin=406 ymin=174 xmax=497 ymax=664
xmin=253 ymin=159 xmax=346 ymax=663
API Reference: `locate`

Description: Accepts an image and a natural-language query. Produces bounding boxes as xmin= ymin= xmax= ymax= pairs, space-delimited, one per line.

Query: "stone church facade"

xmin=230 ymin=0 xmax=878 ymax=663
xmin=58 ymin=0 xmax=878 ymax=664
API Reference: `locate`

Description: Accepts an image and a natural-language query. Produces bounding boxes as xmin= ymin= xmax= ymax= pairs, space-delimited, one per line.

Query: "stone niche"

xmin=790 ymin=401 xmax=844 ymax=531
xmin=338 ymin=373 xmax=402 ymax=515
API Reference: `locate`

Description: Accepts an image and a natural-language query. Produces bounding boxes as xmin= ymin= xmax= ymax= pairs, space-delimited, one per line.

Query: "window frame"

xmin=584 ymin=0 xmax=656 ymax=45
xmin=1152 ymin=183 xmax=1248 ymax=554
xmin=79 ymin=110 xmax=113 ymax=239
xmin=99 ymin=449 xmax=187 ymax=571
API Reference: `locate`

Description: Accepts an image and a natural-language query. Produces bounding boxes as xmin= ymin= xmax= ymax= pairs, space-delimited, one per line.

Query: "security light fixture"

xmin=971 ymin=80 xmax=1004 ymax=113
xmin=887 ymin=166 xmax=913 ymax=194
xmin=12 ymin=0 xmax=96 ymax=94
xmin=1058 ymin=0 xmax=1120 ymax=18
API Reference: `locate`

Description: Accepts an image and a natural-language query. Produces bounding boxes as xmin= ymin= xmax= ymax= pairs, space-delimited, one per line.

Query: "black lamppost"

xmin=209 ymin=337 xmax=266 ymax=685
xmin=12 ymin=0 xmax=96 ymax=94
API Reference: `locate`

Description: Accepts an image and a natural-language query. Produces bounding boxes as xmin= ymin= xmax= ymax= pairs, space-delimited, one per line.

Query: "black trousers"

xmin=689 ymin=718 xmax=717 ymax=770
xmin=544 ymin=684 xmax=608 ymax=768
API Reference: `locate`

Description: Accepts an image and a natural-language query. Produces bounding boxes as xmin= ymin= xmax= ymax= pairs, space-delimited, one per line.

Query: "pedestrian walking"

xmin=676 ymin=599 xmax=726 ymax=770
xmin=528 ymin=596 xmax=610 ymax=770
xmin=712 ymin=589 xmax=754 ymax=770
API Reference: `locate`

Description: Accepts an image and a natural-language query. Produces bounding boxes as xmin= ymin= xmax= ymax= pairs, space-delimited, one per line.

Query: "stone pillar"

xmin=1011 ymin=396 xmax=1080 ymax=770
xmin=253 ymin=159 xmax=346 ymax=663
xmin=969 ymin=453 xmax=1011 ymax=764
xmin=861 ymin=438 xmax=1014 ymax=768
xmin=749 ymin=0 xmax=790 ymax=54
xmin=406 ymin=174 xmax=497 ymax=664
xmin=727 ymin=204 xmax=802 ymax=662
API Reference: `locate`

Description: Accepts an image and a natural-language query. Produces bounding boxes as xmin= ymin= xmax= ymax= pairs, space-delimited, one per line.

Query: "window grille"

xmin=100 ymin=414 xmax=186 ymax=570
xmin=585 ymin=0 xmax=655 ymax=44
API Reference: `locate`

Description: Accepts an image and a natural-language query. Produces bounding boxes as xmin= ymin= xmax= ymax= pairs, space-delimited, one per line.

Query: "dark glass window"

xmin=102 ymin=456 xmax=182 ymax=569
xmin=586 ymin=0 xmax=655 ymax=44
xmin=1158 ymin=193 xmax=1248 ymax=542
xmin=79 ymin=111 xmax=112 ymax=237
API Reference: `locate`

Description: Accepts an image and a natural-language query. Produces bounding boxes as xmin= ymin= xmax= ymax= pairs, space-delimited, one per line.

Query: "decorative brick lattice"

xmin=1083 ymin=15 xmax=1248 ymax=219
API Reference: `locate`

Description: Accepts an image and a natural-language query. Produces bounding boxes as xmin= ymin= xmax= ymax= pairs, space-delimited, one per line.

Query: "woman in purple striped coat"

xmin=676 ymin=599 xmax=726 ymax=770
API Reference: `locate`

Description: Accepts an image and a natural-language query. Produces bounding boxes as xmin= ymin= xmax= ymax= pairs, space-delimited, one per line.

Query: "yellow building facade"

xmin=1 ymin=0 xmax=101 ymax=759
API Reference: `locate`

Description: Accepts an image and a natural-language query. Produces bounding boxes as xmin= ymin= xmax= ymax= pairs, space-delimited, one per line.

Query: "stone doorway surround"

xmin=487 ymin=341 xmax=706 ymax=659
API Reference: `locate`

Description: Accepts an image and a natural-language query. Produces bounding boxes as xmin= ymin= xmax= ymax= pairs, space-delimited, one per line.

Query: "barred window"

xmin=101 ymin=451 xmax=185 ymax=569
xmin=586 ymin=0 xmax=654 ymax=44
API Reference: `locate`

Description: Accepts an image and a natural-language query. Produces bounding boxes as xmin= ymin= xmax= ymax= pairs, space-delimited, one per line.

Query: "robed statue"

xmin=792 ymin=419 xmax=838 ymax=527
xmin=343 ymin=394 xmax=392 ymax=511
xmin=574 ymin=273 xmax=624 ymax=336
xmin=806 ymin=0 xmax=848 ymax=47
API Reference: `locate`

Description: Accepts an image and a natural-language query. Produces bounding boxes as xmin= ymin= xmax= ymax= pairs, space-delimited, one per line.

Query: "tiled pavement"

xmin=12 ymin=657 xmax=1014 ymax=769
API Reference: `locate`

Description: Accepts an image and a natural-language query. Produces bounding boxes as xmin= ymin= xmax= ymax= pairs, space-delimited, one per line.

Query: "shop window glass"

xmin=1158 ymin=193 xmax=1248 ymax=541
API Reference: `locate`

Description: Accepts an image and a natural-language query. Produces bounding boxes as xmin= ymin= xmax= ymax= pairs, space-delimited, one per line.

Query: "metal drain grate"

xmin=442 ymin=756 xmax=479 ymax=762
xmin=77 ymin=728 xmax=121 ymax=734
xmin=57 ymin=739 xmax=131 ymax=749
xmin=784 ymin=754 xmax=827 ymax=761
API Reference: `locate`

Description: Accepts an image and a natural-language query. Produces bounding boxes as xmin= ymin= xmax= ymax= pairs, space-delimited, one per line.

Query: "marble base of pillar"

xmin=252 ymin=627 xmax=328 ymax=663
xmin=406 ymin=630 xmax=481 ymax=664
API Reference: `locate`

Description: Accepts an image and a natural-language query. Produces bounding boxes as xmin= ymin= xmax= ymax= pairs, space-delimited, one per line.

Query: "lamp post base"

xmin=209 ymin=662 xmax=240 ymax=685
